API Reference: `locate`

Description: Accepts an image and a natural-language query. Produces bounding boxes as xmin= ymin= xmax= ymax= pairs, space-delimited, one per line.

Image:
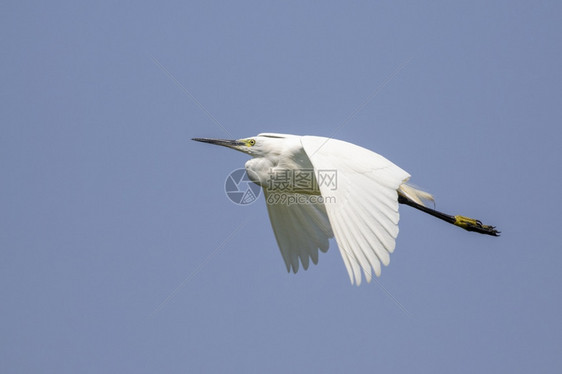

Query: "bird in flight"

xmin=193 ymin=133 xmax=499 ymax=285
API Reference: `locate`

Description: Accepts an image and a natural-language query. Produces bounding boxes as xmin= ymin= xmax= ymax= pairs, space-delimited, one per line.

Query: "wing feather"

xmin=264 ymin=190 xmax=333 ymax=273
xmin=340 ymin=208 xmax=376 ymax=283
xmin=339 ymin=210 xmax=369 ymax=283
xmin=301 ymin=136 xmax=410 ymax=285
xmin=332 ymin=215 xmax=362 ymax=284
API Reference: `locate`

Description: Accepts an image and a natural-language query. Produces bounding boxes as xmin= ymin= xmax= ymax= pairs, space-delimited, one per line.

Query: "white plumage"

xmin=266 ymin=135 xmax=418 ymax=285
xmin=193 ymin=132 xmax=497 ymax=285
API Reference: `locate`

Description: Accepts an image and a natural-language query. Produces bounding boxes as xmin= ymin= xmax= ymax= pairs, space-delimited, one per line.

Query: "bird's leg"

xmin=397 ymin=194 xmax=500 ymax=236
xmin=452 ymin=215 xmax=499 ymax=235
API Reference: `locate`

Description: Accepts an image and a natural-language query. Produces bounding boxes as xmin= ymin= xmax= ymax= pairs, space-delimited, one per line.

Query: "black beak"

xmin=192 ymin=138 xmax=243 ymax=148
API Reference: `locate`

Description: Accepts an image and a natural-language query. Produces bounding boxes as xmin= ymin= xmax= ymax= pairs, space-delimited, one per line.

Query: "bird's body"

xmin=244 ymin=134 xmax=318 ymax=194
xmin=193 ymin=133 xmax=498 ymax=285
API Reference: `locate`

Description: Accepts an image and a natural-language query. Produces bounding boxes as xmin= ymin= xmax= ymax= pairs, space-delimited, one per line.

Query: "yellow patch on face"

xmin=242 ymin=138 xmax=256 ymax=147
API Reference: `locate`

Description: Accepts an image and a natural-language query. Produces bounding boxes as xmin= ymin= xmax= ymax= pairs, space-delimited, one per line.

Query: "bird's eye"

xmin=248 ymin=139 xmax=256 ymax=146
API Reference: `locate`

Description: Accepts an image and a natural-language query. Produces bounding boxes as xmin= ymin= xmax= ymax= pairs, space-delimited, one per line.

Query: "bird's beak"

xmin=192 ymin=138 xmax=244 ymax=150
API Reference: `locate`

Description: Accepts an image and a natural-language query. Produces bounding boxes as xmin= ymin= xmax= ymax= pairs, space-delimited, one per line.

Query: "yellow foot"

xmin=454 ymin=215 xmax=500 ymax=236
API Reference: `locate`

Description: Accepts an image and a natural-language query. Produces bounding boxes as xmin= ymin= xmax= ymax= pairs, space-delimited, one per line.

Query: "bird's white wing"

xmin=263 ymin=189 xmax=333 ymax=273
xmin=301 ymin=136 xmax=410 ymax=285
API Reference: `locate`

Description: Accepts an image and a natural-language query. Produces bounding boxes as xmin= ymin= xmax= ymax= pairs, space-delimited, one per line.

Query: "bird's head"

xmin=192 ymin=133 xmax=293 ymax=158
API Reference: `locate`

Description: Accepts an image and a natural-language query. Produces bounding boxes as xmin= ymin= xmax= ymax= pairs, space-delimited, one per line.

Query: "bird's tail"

xmin=399 ymin=183 xmax=434 ymax=207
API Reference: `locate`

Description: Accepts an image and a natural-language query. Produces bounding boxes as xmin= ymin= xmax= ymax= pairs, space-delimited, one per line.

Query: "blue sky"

xmin=2 ymin=1 xmax=561 ymax=373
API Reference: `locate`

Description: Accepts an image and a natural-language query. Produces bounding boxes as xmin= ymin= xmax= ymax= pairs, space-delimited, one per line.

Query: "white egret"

xmin=193 ymin=133 xmax=499 ymax=285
